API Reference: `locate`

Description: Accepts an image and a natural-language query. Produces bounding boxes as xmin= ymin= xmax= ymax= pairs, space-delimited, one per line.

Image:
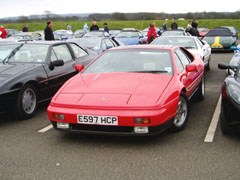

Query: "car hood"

xmin=52 ymin=73 xmax=173 ymax=108
xmin=204 ymin=36 xmax=234 ymax=46
xmin=115 ymin=38 xmax=139 ymax=45
xmin=0 ymin=63 xmax=39 ymax=82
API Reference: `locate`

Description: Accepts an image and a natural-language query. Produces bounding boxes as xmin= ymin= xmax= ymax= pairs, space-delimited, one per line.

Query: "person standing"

xmin=22 ymin=24 xmax=28 ymax=32
xmin=147 ymin=24 xmax=157 ymax=44
xmin=171 ymin=19 xmax=178 ymax=30
xmin=44 ymin=21 xmax=54 ymax=41
xmin=103 ymin=23 xmax=109 ymax=33
xmin=67 ymin=24 xmax=72 ymax=31
xmin=0 ymin=25 xmax=7 ymax=39
xmin=192 ymin=20 xmax=198 ymax=29
xmin=90 ymin=21 xmax=99 ymax=31
xmin=162 ymin=21 xmax=168 ymax=32
xmin=187 ymin=21 xmax=192 ymax=29
xmin=83 ymin=23 xmax=88 ymax=31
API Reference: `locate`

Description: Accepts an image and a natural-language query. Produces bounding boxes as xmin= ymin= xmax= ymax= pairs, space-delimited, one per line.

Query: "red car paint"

xmin=47 ymin=45 xmax=204 ymax=134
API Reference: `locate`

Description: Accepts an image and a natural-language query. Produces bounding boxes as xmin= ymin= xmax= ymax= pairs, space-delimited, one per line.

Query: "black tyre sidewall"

xmin=220 ymin=102 xmax=232 ymax=135
xmin=170 ymin=92 xmax=189 ymax=133
xmin=16 ymin=84 xmax=38 ymax=120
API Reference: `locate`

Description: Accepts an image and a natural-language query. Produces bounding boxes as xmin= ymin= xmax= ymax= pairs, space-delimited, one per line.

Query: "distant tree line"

xmin=1 ymin=11 xmax=240 ymax=23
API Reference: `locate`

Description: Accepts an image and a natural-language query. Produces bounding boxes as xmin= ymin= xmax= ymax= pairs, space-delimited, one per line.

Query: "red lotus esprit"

xmin=47 ymin=45 xmax=205 ymax=135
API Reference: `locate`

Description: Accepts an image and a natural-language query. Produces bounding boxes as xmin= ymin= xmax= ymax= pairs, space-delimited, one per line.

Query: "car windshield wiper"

xmin=2 ymin=44 xmax=24 ymax=64
xmin=128 ymin=70 xmax=169 ymax=74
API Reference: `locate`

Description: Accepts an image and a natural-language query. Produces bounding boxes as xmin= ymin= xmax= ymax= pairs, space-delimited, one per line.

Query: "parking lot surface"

xmin=0 ymin=51 xmax=240 ymax=180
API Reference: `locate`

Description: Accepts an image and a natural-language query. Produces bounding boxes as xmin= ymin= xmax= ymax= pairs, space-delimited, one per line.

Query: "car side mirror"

xmin=75 ymin=64 xmax=84 ymax=72
xmin=49 ymin=60 xmax=64 ymax=70
xmin=186 ymin=64 xmax=197 ymax=72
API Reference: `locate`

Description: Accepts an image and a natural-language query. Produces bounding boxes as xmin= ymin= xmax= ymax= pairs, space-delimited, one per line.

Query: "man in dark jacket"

xmin=22 ymin=24 xmax=28 ymax=32
xmin=103 ymin=23 xmax=109 ymax=33
xmin=191 ymin=20 xmax=198 ymax=29
xmin=186 ymin=27 xmax=200 ymax=37
xmin=171 ymin=19 xmax=178 ymax=30
xmin=90 ymin=21 xmax=99 ymax=31
xmin=44 ymin=21 xmax=54 ymax=41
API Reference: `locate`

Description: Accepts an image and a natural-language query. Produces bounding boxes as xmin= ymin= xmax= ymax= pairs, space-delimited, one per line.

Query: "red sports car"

xmin=47 ymin=45 xmax=205 ymax=135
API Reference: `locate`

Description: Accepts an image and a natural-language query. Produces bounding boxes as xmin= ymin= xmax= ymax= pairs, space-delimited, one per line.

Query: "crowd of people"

xmin=0 ymin=19 xmax=200 ymax=42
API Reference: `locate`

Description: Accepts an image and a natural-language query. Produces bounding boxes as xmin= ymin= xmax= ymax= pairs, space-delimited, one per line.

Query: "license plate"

xmin=77 ymin=115 xmax=118 ymax=126
xmin=212 ymin=46 xmax=222 ymax=49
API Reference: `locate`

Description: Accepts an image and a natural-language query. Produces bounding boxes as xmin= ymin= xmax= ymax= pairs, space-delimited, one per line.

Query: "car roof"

xmin=107 ymin=45 xmax=176 ymax=51
xmin=23 ymin=41 xmax=76 ymax=45
xmin=157 ymin=36 xmax=197 ymax=39
xmin=206 ymin=28 xmax=232 ymax=36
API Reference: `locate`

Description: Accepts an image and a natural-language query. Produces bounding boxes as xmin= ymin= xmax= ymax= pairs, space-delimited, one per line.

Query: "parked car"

xmin=218 ymin=45 xmax=240 ymax=134
xmin=6 ymin=29 xmax=20 ymax=38
xmin=7 ymin=33 xmax=33 ymax=41
xmin=73 ymin=29 xmax=87 ymax=38
xmin=198 ymin=27 xmax=209 ymax=38
xmin=0 ymin=41 xmax=97 ymax=119
xmin=109 ymin=29 xmax=122 ymax=38
xmin=221 ymin=26 xmax=238 ymax=39
xmin=115 ymin=30 xmax=147 ymax=45
xmin=203 ymin=28 xmax=236 ymax=51
xmin=53 ymin=30 xmax=73 ymax=41
xmin=161 ymin=30 xmax=191 ymax=37
xmin=69 ymin=37 xmax=122 ymax=55
xmin=0 ymin=43 xmax=22 ymax=62
xmin=47 ymin=45 xmax=205 ymax=135
xmin=151 ymin=36 xmax=211 ymax=71
xmin=83 ymin=30 xmax=110 ymax=38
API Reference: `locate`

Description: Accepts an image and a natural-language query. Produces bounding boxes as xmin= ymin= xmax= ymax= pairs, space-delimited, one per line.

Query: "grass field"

xmin=2 ymin=19 xmax=240 ymax=35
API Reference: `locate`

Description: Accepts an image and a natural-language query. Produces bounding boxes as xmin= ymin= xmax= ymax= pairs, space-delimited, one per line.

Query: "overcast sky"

xmin=0 ymin=0 xmax=239 ymax=18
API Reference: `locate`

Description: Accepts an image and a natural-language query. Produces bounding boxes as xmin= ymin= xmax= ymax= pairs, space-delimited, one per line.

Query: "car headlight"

xmin=227 ymin=83 xmax=240 ymax=104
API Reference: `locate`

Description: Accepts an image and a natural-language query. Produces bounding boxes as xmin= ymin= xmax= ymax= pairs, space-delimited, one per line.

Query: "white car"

xmin=151 ymin=36 xmax=211 ymax=71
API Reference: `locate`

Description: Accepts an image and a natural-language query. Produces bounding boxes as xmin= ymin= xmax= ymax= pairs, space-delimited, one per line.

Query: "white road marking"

xmin=204 ymin=96 xmax=222 ymax=143
xmin=38 ymin=124 xmax=53 ymax=133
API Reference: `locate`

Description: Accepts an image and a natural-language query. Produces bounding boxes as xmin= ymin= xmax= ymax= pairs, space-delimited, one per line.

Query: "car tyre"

xmin=220 ymin=103 xmax=232 ymax=135
xmin=196 ymin=75 xmax=205 ymax=101
xmin=205 ymin=60 xmax=210 ymax=71
xmin=170 ymin=93 xmax=189 ymax=132
xmin=15 ymin=84 xmax=38 ymax=120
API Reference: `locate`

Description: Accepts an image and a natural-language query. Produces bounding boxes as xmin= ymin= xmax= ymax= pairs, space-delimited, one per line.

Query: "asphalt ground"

xmin=0 ymin=49 xmax=240 ymax=180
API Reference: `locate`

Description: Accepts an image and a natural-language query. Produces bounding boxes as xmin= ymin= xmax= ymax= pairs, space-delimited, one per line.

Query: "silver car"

xmin=151 ymin=36 xmax=211 ymax=71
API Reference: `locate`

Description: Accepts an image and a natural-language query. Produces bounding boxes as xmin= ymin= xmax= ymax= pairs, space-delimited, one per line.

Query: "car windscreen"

xmin=0 ymin=44 xmax=22 ymax=62
xmin=83 ymin=49 xmax=173 ymax=74
xmin=77 ymin=39 xmax=101 ymax=50
xmin=116 ymin=31 xmax=139 ymax=38
xmin=109 ymin=30 xmax=121 ymax=35
xmin=5 ymin=44 xmax=49 ymax=63
xmin=84 ymin=31 xmax=104 ymax=37
xmin=161 ymin=31 xmax=184 ymax=36
xmin=152 ymin=37 xmax=197 ymax=50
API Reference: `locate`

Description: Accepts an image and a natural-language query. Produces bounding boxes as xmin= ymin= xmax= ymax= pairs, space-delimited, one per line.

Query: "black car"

xmin=218 ymin=46 xmax=240 ymax=134
xmin=0 ymin=41 xmax=97 ymax=119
